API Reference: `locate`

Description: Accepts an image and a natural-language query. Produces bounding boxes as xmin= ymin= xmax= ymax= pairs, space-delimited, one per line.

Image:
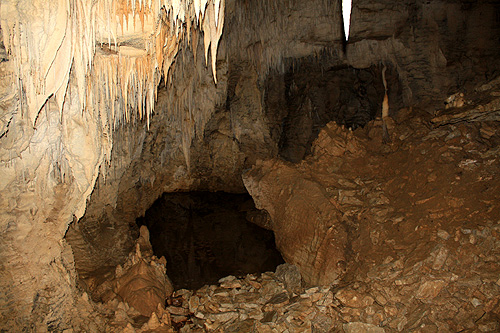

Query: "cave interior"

xmin=1 ymin=0 xmax=500 ymax=331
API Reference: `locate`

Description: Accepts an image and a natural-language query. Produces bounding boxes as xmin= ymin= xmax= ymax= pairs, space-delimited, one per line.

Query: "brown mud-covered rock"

xmin=115 ymin=259 xmax=172 ymax=317
xmin=244 ymin=158 xmax=348 ymax=286
xmin=75 ymin=226 xmax=177 ymax=331
xmin=275 ymin=263 xmax=303 ymax=294
xmin=107 ymin=227 xmax=174 ymax=318
xmin=241 ymin=90 xmax=500 ymax=331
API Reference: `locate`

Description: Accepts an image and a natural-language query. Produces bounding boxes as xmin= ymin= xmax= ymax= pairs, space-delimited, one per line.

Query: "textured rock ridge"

xmin=244 ymin=159 xmax=349 ymax=286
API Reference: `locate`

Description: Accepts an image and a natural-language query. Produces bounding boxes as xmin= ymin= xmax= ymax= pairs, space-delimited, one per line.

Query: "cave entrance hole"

xmin=136 ymin=191 xmax=284 ymax=290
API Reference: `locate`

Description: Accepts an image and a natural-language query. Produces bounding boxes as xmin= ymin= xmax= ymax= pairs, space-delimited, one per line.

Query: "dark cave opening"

xmin=136 ymin=191 xmax=284 ymax=290
xmin=266 ymin=63 xmax=402 ymax=163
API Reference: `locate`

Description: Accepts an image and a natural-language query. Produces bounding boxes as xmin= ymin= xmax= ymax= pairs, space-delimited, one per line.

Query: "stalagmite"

xmin=381 ymin=64 xmax=391 ymax=143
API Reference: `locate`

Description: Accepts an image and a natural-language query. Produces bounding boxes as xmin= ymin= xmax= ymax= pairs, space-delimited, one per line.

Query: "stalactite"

xmin=342 ymin=0 xmax=352 ymax=41
xmin=1 ymin=0 xmax=225 ymax=165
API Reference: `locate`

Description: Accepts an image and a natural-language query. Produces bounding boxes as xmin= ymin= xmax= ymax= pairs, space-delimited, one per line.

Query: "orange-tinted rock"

xmin=415 ymin=280 xmax=448 ymax=300
xmin=115 ymin=259 xmax=174 ymax=316
xmin=243 ymin=159 xmax=347 ymax=285
xmin=335 ymin=289 xmax=375 ymax=308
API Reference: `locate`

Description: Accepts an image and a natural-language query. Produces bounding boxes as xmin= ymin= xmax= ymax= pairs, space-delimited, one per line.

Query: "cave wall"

xmin=0 ymin=66 xmax=104 ymax=329
xmin=0 ymin=0 xmax=225 ymax=330
xmin=66 ymin=40 xmax=229 ymax=277
xmin=1 ymin=0 xmax=499 ymax=330
xmin=75 ymin=0 xmax=500 ymax=278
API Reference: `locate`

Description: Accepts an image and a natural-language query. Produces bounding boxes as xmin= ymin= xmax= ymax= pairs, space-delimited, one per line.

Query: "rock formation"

xmin=1 ymin=0 xmax=500 ymax=330
xmin=0 ymin=0 xmax=225 ymax=329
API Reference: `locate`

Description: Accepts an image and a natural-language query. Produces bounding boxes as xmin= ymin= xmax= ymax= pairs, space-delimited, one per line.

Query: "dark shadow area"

xmin=265 ymin=61 xmax=402 ymax=163
xmin=136 ymin=191 xmax=284 ymax=290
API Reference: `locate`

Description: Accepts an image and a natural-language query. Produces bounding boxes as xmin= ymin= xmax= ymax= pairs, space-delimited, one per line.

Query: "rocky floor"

xmin=76 ymin=80 xmax=500 ymax=332
xmin=166 ymin=258 xmax=500 ymax=332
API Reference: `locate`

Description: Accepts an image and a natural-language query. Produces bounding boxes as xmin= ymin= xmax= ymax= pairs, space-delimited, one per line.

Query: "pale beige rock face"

xmin=0 ymin=0 xmax=225 ymax=329
xmin=0 ymin=72 xmax=104 ymax=329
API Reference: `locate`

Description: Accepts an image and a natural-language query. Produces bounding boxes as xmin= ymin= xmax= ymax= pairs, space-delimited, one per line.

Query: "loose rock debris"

xmin=86 ymin=84 xmax=500 ymax=332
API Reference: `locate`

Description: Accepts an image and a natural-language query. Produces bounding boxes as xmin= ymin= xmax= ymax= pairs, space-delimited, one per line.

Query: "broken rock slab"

xmin=275 ymin=263 xmax=302 ymax=294
xmin=344 ymin=322 xmax=386 ymax=333
xmin=243 ymin=159 xmax=348 ymax=286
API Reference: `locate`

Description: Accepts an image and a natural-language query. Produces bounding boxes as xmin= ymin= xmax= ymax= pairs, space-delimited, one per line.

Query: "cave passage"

xmin=267 ymin=63 xmax=401 ymax=162
xmin=137 ymin=191 xmax=284 ymax=290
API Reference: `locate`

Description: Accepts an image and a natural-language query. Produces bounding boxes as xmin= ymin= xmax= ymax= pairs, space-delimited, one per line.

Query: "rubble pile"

xmin=167 ymin=268 xmax=341 ymax=332
xmin=165 ymin=244 xmax=500 ymax=332
xmin=81 ymin=80 xmax=500 ymax=332
xmin=80 ymin=226 xmax=177 ymax=332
